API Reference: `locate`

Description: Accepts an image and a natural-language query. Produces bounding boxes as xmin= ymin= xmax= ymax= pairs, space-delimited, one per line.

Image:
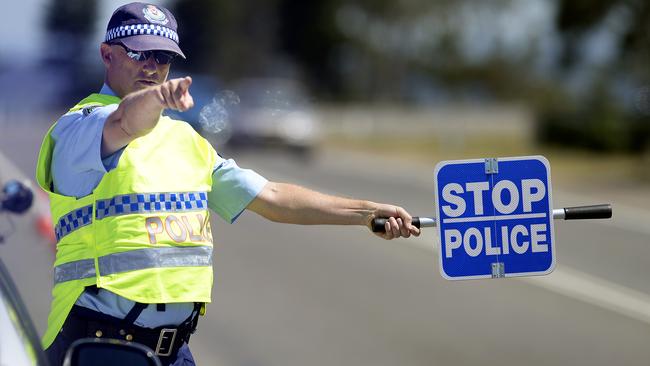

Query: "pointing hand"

xmin=159 ymin=76 xmax=194 ymax=111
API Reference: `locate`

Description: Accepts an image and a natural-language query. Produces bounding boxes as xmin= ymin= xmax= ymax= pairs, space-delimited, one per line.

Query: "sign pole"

xmin=372 ymin=155 xmax=613 ymax=281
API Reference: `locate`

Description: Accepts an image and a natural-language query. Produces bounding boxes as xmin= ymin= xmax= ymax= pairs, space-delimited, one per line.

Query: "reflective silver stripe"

xmin=53 ymin=246 xmax=212 ymax=284
xmin=95 ymin=192 xmax=208 ymax=220
xmin=53 ymin=257 xmax=96 ymax=284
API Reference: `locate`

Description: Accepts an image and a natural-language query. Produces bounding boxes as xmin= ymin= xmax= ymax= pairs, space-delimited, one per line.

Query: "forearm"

xmin=115 ymin=86 xmax=165 ymax=136
xmin=102 ymin=77 xmax=193 ymax=157
xmin=102 ymin=87 xmax=164 ymax=156
xmin=248 ymin=181 xmax=420 ymax=239
xmin=248 ymin=182 xmax=377 ymax=226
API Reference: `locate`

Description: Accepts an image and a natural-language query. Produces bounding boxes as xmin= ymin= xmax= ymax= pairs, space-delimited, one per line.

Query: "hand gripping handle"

xmin=372 ymin=217 xmax=420 ymax=232
xmin=371 ymin=217 xmax=437 ymax=233
xmin=370 ymin=204 xmax=613 ymax=233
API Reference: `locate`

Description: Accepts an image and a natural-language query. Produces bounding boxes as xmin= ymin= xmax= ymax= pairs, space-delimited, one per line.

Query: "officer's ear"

xmin=100 ymin=43 xmax=113 ymax=67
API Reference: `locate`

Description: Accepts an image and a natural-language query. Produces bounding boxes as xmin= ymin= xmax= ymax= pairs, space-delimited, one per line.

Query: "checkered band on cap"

xmin=54 ymin=205 xmax=93 ymax=242
xmin=105 ymin=24 xmax=179 ymax=43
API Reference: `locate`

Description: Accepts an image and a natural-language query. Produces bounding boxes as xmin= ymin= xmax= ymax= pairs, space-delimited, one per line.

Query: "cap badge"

xmin=143 ymin=5 xmax=169 ymax=25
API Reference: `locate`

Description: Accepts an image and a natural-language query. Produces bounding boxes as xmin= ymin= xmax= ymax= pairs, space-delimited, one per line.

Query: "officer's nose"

xmin=142 ymin=55 xmax=157 ymax=72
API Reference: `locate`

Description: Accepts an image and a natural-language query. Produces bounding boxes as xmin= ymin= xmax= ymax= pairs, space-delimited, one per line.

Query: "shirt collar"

xmin=100 ymin=84 xmax=117 ymax=97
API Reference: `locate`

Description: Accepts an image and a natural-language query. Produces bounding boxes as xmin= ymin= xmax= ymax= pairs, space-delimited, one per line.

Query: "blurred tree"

xmin=557 ymin=0 xmax=649 ymax=77
xmin=171 ymin=0 xmax=222 ymax=73
xmin=173 ymin=0 xmax=283 ymax=79
xmin=171 ymin=0 xmax=647 ymax=131
xmin=541 ymin=0 xmax=650 ymax=153
xmin=43 ymin=0 xmax=98 ymax=64
xmin=42 ymin=0 xmax=99 ymax=105
xmin=277 ymin=0 xmax=345 ymax=97
xmin=172 ymin=0 xmax=532 ymax=102
xmin=326 ymin=0 xmax=537 ymax=102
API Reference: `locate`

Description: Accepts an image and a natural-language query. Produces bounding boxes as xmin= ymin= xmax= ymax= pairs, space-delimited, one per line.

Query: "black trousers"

xmin=44 ymin=306 xmax=197 ymax=366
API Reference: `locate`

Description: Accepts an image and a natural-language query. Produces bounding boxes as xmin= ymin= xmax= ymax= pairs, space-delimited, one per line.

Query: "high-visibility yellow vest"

xmin=37 ymin=93 xmax=220 ymax=349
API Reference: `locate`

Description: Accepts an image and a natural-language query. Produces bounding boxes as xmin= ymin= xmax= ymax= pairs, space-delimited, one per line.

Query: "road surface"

xmin=1 ymin=118 xmax=649 ymax=366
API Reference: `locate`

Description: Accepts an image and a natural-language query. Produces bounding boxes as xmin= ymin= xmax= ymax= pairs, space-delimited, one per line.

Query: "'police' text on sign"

xmin=434 ymin=156 xmax=555 ymax=280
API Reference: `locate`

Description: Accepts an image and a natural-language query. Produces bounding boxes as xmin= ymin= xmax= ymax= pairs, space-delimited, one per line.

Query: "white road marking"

xmin=239 ymin=152 xmax=650 ymax=325
xmin=522 ymin=266 xmax=650 ymax=325
xmin=554 ymin=189 xmax=650 ymax=237
xmin=405 ymin=233 xmax=650 ymax=325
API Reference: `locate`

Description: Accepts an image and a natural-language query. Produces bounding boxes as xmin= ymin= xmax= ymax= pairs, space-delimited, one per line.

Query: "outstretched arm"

xmin=102 ymin=76 xmax=194 ymax=157
xmin=247 ymin=182 xmax=420 ymax=240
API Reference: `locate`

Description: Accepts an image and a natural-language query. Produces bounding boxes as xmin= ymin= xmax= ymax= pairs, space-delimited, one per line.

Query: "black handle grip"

xmin=372 ymin=217 xmax=420 ymax=233
xmin=563 ymin=204 xmax=612 ymax=220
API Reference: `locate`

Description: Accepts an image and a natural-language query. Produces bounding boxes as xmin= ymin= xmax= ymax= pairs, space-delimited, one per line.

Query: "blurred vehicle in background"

xmin=166 ymin=75 xmax=321 ymax=159
xmin=0 ymin=180 xmax=160 ymax=366
xmin=224 ymin=78 xmax=321 ymax=158
xmin=0 ymin=248 xmax=47 ymax=366
xmin=0 ymin=180 xmax=45 ymax=366
xmin=164 ymin=73 xmax=225 ymax=134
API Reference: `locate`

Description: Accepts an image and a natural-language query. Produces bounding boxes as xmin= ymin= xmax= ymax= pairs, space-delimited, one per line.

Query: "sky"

xmin=0 ymin=0 xmax=172 ymax=65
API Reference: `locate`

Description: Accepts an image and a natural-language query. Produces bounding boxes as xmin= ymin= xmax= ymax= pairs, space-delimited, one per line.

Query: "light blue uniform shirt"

xmin=50 ymin=84 xmax=268 ymax=327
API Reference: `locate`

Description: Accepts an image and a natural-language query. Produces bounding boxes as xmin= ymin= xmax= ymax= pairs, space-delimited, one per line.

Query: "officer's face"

xmin=101 ymin=43 xmax=171 ymax=98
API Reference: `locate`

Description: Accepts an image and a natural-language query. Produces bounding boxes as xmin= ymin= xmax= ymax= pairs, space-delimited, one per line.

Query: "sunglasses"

xmin=113 ymin=43 xmax=177 ymax=65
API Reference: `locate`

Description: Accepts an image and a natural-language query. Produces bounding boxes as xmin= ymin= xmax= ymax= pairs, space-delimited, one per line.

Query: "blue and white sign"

xmin=434 ymin=156 xmax=555 ymax=280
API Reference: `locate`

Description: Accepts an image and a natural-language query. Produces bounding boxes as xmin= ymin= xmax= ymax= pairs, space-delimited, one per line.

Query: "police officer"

xmin=37 ymin=3 xmax=420 ymax=365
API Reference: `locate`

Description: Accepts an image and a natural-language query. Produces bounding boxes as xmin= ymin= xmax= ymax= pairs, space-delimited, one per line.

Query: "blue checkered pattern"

xmin=105 ymin=24 xmax=179 ymax=43
xmin=95 ymin=191 xmax=208 ymax=220
xmin=54 ymin=205 xmax=93 ymax=242
xmin=53 ymin=192 xmax=208 ymax=241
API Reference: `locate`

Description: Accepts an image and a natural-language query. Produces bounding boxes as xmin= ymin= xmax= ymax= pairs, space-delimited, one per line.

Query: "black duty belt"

xmin=62 ymin=303 xmax=201 ymax=362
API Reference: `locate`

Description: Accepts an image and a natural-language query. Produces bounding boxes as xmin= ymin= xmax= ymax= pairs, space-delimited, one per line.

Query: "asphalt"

xmin=2 ymin=115 xmax=650 ymax=366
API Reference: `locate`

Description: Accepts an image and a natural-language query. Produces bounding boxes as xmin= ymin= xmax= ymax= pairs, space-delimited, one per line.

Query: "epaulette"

xmin=82 ymin=104 xmax=103 ymax=117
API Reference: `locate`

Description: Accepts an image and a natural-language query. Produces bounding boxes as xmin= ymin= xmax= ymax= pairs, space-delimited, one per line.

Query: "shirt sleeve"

xmin=208 ymin=159 xmax=268 ymax=223
xmin=50 ymin=104 xmax=119 ymax=197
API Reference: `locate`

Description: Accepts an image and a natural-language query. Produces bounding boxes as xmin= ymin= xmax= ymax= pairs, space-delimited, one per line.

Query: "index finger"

xmin=178 ymin=76 xmax=192 ymax=92
xmin=395 ymin=206 xmax=413 ymax=227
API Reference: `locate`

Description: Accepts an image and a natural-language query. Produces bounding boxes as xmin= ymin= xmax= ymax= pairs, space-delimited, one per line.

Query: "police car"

xmin=0 ymin=180 xmax=160 ymax=366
